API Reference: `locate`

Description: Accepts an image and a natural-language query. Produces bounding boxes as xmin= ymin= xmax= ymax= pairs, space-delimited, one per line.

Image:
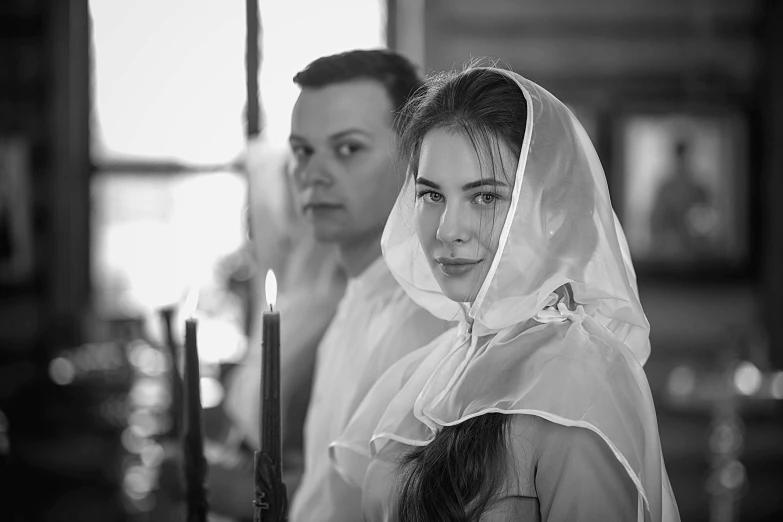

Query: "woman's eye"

xmin=416 ymin=190 xmax=443 ymax=203
xmin=336 ymin=143 xmax=362 ymax=158
xmin=473 ymin=193 xmax=497 ymax=205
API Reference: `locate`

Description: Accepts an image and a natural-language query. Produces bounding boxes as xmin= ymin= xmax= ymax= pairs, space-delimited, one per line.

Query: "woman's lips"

xmin=436 ymin=258 xmax=481 ymax=277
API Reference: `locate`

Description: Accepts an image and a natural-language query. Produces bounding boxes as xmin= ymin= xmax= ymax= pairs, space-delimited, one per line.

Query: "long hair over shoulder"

xmin=397 ymin=413 xmax=512 ymax=521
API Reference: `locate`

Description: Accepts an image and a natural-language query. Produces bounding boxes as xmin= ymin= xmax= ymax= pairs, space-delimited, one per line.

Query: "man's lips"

xmin=303 ymin=202 xmax=342 ymax=212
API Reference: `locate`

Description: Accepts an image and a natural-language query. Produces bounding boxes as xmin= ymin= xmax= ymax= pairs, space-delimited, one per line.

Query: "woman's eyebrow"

xmin=461 ymin=179 xmax=509 ymax=191
xmin=415 ymin=177 xmax=440 ymax=189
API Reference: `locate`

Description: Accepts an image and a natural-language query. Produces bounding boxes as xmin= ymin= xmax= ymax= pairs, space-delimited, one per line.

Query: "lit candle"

xmin=182 ymin=289 xmax=207 ymax=522
xmin=260 ymin=269 xmax=281 ymax=473
xmin=254 ymin=269 xmax=287 ymax=520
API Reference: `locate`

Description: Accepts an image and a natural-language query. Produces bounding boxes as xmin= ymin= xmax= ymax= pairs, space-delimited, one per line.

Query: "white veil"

xmin=331 ymin=68 xmax=679 ymax=522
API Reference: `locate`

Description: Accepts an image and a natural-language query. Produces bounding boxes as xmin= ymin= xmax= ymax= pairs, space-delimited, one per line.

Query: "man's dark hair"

xmin=293 ymin=49 xmax=423 ymax=130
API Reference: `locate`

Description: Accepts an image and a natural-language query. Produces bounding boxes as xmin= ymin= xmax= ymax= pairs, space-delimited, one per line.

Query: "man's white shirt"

xmin=290 ymin=256 xmax=451 ymax=522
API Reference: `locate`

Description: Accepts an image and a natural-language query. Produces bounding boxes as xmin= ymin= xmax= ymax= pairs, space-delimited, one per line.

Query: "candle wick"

xmin=269 ymin=304 xmax=274 ymax=313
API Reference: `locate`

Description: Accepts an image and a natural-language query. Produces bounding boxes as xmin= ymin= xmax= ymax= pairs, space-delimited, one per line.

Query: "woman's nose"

xmin=436 ymin=203 xmax=470 ymax=244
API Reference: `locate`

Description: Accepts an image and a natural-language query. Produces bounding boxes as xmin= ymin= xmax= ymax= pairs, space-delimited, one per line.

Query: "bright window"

xmin=90 ymin=0 xmax=247 ymax=165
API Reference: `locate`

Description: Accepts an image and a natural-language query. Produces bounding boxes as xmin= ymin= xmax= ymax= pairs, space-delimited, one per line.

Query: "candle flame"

xmin=265 ymin=269 xmax=277 ymax=311
xmin=182 ymin=286 xmax=200 ymax=319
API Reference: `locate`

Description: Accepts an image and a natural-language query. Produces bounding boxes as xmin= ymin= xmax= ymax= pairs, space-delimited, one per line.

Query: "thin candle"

xmin=182 ymin=289 xmax=207 ymax=522
xmin=254 ymin=269 xmax=287 ymax=520
xmin=260 ymin=269 xmax=281 ymax=463
xmin=159 ymin=306 xmax=183 ymax=439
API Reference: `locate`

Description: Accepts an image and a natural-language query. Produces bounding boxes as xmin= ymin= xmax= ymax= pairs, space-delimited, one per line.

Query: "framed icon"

xmin=614 ymin=109 xmax=748 ymax=274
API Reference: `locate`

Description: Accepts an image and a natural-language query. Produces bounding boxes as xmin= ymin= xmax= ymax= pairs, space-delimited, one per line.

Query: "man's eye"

xmin=290 ymin=145 xmax=311 ymax=160
xmin=336 ymin=143 xmax=362 ymax=157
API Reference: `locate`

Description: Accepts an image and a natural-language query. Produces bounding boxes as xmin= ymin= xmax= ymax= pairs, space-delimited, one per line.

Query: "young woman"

xmin=330 ymin=66 xmax=680 ymax=521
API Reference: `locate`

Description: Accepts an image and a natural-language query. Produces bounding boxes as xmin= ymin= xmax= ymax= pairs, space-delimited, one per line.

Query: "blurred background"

xmin=0 ymin=0 xmax=781 ymax=520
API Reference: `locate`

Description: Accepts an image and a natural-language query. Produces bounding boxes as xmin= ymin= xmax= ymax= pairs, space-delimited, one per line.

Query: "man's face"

xmin=289 ymin=80 xmax=405 ymax=246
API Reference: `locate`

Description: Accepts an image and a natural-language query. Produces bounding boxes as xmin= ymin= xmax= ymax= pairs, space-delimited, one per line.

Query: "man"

xmin=221 ymin=49 xmax=452 ymax=521
xmin=285 ymin=49 xmax=452 ymax=521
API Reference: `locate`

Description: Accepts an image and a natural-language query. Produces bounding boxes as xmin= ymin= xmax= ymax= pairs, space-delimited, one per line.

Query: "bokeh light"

xmin=769 ymin=371 xmax=783 ymax=400
xmin=129 ymin=378 xmax=170 ymax=409
xmin=719 ymin=460 xmax=746 ymax=491
xmin=123 ymin=465 xmax=154 ymax=499
xmin=667 ymin=365 xmax=696 ymax=398
xmin=200 ymin=377 xmax=225 ymax=409
xmin=140 ymin=442 xmax=165 ymax=468
xmin=48 ymin=357 xmax=76 ymax=386
xmin=733 ymin=361 xmax=762 ymax=396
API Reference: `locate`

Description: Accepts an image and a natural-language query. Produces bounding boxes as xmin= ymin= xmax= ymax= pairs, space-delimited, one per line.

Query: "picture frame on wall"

xmin=0 ymin=136 xmax=34 ymax=285
xmin=613 ymin=108 xmax=749 ymax=276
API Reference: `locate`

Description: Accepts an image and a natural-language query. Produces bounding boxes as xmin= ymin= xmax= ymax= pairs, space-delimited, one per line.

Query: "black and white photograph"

xmin=1 ymin=2 xmax=782 ymax=522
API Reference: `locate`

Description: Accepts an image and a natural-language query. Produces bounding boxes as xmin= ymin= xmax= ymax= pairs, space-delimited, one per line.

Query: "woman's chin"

xmin=435 ymin=278 xmax=480 ymax=304
xmin=427 ymin=261 xmax=484 ymax=304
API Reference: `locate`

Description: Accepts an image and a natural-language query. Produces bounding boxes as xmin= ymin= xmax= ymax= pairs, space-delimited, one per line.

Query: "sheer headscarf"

xmin=331 ymin=68 xmax=679 ymax=522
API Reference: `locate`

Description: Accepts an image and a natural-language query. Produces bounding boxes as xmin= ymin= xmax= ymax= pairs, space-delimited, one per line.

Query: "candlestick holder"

xmin=253 ymin=450 xmax=288 ymax=521
xmin=183 ymin=436 xmax=208 ymax=522
xmin=255 ymin=269 xmax=286 ymax=521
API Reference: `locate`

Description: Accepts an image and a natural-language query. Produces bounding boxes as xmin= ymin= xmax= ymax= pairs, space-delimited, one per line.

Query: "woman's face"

xmin=414 ymin=128 xmax=517 ymax=303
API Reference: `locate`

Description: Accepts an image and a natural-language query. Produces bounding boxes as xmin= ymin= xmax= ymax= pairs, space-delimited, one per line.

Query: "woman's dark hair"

xmin=397 ymin=65 xmax=527 ymax=181
xmin=398 ymin=413 xmax=512 ymax=521
xmin=395 ymin=65 xmax=528 ymax=521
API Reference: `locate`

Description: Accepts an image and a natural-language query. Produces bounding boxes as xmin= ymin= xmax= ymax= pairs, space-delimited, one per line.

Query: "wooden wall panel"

xmin=421 ymin=0 xmax=763 ymax=100
xmin=431 ymin=34 xmax=758 ymax=82
xmin=437 ymin=0 xmax=759 ymax=26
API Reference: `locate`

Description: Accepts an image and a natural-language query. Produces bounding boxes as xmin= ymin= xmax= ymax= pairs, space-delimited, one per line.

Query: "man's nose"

xmin=436 ymin=202 xmax=471 ymax=244
xmin=294 ymin=152 xmax=332 ymax=187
